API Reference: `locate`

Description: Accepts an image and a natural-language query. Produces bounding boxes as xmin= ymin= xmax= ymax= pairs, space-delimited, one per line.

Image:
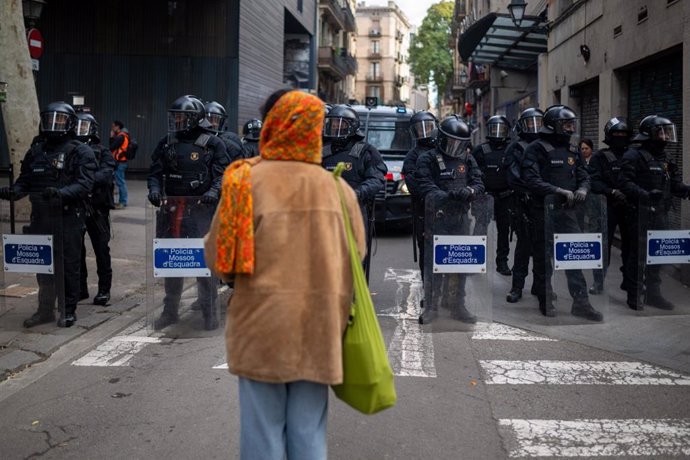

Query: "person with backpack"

xmin=110 ymin=120 xmax=130 ymax=208
xmin=0 ymin=102 xmax=97 ymax=328
xmin=505 ymin=108 xmax=543 ymax=303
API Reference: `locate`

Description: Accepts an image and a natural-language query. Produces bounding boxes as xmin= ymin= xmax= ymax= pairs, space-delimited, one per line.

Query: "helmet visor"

xmin=40 ymin=112 xmax=71 ymax=133
xmin=207 ymin=113 xmax=225 ymax=131
xmin=558 ymin=119 xmax=579 ymax=136
xmin=75 ymin=119 xmax=92 ymax=137
xmin=323 ymin=117 xmax=355 ymax=139
xmin=488 ymin=123 xmax=510 ymax=138
xmin=168 ymin=111 xmax=195 ymax=133
xmin=519 ymin=116 xmax=542 ymax=133
xmin=653 ymin=124 xmax=677 ymax=143
xmin=410 ymin=120 xmax=436 ymax=140
xmin=443 ymin=137 xmax=470 ymax=158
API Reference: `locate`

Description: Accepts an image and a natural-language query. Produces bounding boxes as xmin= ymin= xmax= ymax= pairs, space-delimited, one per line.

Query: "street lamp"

xmin=460 ymin=69 xmax=468 ymax=85
xmin=22 ymin=0 xmax=46 ymax=21
xmin=507 ymin=0 xmax=527 ymax=27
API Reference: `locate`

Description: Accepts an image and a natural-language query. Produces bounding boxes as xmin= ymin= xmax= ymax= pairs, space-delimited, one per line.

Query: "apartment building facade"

xmin=318 ymin=0 xmax=359 ymax=103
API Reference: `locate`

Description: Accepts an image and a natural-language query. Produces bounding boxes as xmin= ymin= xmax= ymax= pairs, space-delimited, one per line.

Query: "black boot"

xmin=627 ymin=293 xmax=644 ymax=311
xmin=57 ymin=311 xmax=77 ymax=327
xmin=532 ymin=286 xmax=557 ymax=300
xmin=93 ymin=291 xmax=110 ymax=306
xmin=23 ymin=311 xmax=55 ymax=328
xmin=418 ymin=301 xmax=438 ymax=324
xmin=538 ymin=298 xmax=556 ymax=317
xmin=190 ymin=299 xmax=203 ymax=311
xmin=588 ymin=283 xmax=604 ymax=295
xmin=154 ymin=311 xmax=179 ymax=330
xmin=79 ymin=291 xmax=90 ymax=301
xmin=496 ymin=261 xmax=512 ymax=276
xmin=506 ymin=288 xmax=522 ymax=303
xmin=203 ymin=313 xmax=219 ymax=331
xmin=644 ymin=293 xmax=675 ymax=310
xmin=571 ymin=298 xmax=603 ymax=322
xmin=450 ymin=305 xmax=477 ymax=323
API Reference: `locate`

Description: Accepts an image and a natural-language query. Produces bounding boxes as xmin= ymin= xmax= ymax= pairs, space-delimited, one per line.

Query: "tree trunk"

xmin=0 ymin=0 xmax=39 ymax=221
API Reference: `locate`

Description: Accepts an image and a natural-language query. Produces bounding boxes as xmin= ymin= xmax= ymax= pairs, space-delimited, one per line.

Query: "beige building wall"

xmin=355 ymin=1 xmax=411 ymax=105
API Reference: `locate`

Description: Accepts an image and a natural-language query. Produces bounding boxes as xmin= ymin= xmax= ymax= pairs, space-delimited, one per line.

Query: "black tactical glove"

xmin=0 ymin=186 xmax=13 ymax=200
xmin=648 ymin=189 xmax=663 ymax=202
xmin=573 ymin=188 xmax=588 ymax=203
xmin=450 ymin=187 xmax=473 ymax=202
xmin=555 ymin=188 xmax=574 ymax=206
xmin=42 ymin=187 xmax=61 ymax=200
xmin=611 ymin=189 xmax=626 ymax=202
xmin=148 ymin=191 xmax=162 ymax=207
xmin=200 ymin=192 xmax=218 ymax=205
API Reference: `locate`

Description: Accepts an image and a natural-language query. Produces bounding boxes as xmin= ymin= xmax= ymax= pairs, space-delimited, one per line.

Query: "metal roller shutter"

xmin=628 ymin=52 xmax=683 ymax=228
xmin=579 ymin=80 xmax=600 ymax=149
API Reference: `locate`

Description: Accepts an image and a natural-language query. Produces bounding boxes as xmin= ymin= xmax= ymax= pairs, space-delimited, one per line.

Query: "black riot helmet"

xmin=436 ymin=115 xmax=471 ymax=158
xmin=486 ymin=115 xmax=511 ymax=142
xmin=540 ymin=105 xmax=578 ymax=142
xmin=516 ymin=107 xmax=544 ymax=140
xmin=204 ymin=101 xmax=227 ymax=132
xmin=633 ymin=115 xmax=677 ymax=151
xmin=409 ymin=110 xmax=438 ymax=146
xmin=168 ymin=95 xmax=206 ymax=134
xmin=75 ymin=112 xmax=100 ymax=143
xmin=323 ymin=105 xmax=361 ymax=146
xmin=40 ymin=101 xmax=77 ymax=139
xmin=243 ymin=119 xmax=263 ymax=141
xmin=603 ymin=117 xmax=633 ymax=151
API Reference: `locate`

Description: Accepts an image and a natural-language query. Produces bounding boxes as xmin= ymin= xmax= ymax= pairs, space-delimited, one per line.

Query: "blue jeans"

xmin=114 ymin=162 xmax=128 ymax=205
xmin=238 ymin=378 xmax=328 ymax=460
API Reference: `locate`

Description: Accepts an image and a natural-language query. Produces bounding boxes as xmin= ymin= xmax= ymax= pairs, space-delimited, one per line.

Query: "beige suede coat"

xmin=205 ymin=160 xmax=366 ymax=385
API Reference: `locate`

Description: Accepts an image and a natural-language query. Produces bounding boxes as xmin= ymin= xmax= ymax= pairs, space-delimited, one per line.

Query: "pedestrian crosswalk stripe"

xmin=472 ymin=323 xmax=556 ymax=341
xmin=500 ymin=418 xmax=690 ymax=457
xmin=481 ymin=360 xmax=690 ymax=385
xmin=72 ymin=335 xmax=162 ymax=367
xmin=383 ymin=268 xmax=436 ymax=378
xmin=213 ymin=362 xmax=228 ymax=370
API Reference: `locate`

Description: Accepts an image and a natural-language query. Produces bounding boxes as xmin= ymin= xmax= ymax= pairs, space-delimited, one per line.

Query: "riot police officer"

xmin=75 ymin=112 xmax=115 ymax=306
xmin=472 ymin=115 xmax=513 ymax=276
xmin=619 ymin=115 xmax=690 ymax=311
xmin=589 ymin=117 xmax=633 ymax=294
xmin=321 ymin=105 xmax=387 ymax=275
xmin=204 ymin=101 xmax=246 ymax=163
xmin=522 ymin=105 xmax=603 ymax=321
xmin=505 ymin=108 xmax=543 ymax=303
xmin=0 ymin=102 xmax=96 ymax=327
xmin=402 ymin=110 xmax=437 ymax=276
xmin=414 ymin=115 xmax=485 ymax=324
xmin=242 ymin=119 xmax=262 ymax=158
xmin=147 ymin=95 xmax=230 ymax=331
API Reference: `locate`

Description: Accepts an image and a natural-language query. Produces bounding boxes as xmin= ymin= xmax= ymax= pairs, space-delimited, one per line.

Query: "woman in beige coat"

xmin=205 ymin=89 xmax=366 ymax=460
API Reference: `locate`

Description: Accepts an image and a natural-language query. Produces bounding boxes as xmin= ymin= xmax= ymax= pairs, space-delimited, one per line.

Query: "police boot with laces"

xmin=154 ymin=312 xmax=179 ymax=330
xmin=450 ymin=305 xmax=477 ymax=324
xmin=496 ymin=261 xmax=512 ymax=276
xmin=506 ymin=288 xmax=522 ymax=303
xmin=571 ymin=298 xmax=603 ymax=322
xmin=23 ymin=311 xmax=56 ymax=328
xmin=57 ymin=311 xmax=77 ymax=328
xmin=644 ymin=293 xmax=675 ymax=310
xmin=93 ymin=291 xmax=110 ymax=306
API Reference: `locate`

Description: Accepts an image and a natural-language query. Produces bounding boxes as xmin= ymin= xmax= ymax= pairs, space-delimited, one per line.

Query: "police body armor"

xmin=479 ymin=143 xmax=509 ymax=192
xmin=322 ymin=142 xmax=368 ymax=192
xmin=162 ymin=134 xmax=213 ymax=196
xmin=598 ymin=149 xmax=623 ymax=188
xmin=90 ymin=144 xmax=115 ymax=209
xmin=631 ymin=147 xmax=671 ymax=210
xmin=27 ymin=140 xmax=82 ymax=204
xmin=538 ymin=140 xmax=579 ymax=193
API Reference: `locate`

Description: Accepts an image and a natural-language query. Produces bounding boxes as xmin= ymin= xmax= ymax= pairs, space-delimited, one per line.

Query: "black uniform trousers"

xmin=510 ymin=193 xmax=533 ymax=290
xmin=412 ymin=198 xmax=425 ymax=277
xmin=156 ymin=201 xmax=218 ymax=318
xmin=80 ymin=207 xmax=112 ymax=295
xmin=597 ymin=201 xmax=630 ymax=287
xmin=29 ymin=205 xmax=85 ymax=316
xmin=473 ymin=192 xmax=512 ymax=265
xmin=531 ymin=201 xmax=589 ymax=302
xmin=624 ymin=206 xmax=667 ymax=300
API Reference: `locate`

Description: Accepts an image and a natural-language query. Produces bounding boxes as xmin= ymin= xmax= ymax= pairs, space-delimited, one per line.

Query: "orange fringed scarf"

xmin=215 ymin=91 xmax=325 ymax=275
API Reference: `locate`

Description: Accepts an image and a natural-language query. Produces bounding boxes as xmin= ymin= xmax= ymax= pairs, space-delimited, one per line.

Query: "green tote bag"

xmin=331 ymin=164 xmax=397 ymax=414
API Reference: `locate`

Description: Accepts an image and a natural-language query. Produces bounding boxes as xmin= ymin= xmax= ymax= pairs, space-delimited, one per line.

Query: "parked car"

xmin=351 ymin=105 xmax=413 ymax=230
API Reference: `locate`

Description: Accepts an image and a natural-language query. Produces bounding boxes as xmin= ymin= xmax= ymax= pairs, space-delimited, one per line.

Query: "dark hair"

xmin=259 ymin=88 xmax=293 ymax=120
xmin=113 ymin=120 xmax=124 ymax=129
xmin=580 ymin=138 xmax=594 ymax=150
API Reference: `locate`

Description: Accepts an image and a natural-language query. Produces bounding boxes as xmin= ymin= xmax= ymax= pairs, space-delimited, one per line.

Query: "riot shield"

xmin=420 ymin=193 xmax=494 ymax=331
xmin=145 ymin=196 xmax=226 ymax=336
xmin=1 ymin=194 xmax=65 ymax=329
xmin=631 ymin=196 xmax=690 ymax=314
xmin=538 ymin=194 xmax=608 ymax=323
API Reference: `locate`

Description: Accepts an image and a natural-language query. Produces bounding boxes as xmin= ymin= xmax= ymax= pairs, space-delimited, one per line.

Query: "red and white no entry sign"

xmin=27 ymin=28 xmax=44 ymax=59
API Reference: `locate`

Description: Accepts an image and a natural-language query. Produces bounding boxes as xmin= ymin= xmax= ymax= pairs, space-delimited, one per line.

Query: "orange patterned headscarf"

xmin=214 ymin=91 xmax=325 ymax=275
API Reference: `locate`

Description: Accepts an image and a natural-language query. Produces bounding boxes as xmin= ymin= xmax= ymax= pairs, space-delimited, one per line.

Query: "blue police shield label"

xmin=433 ymin=235 xmax=487 ymax=273
xmin=3 ymin=234 xmax=54 ymax=274
xmin=153 ymin=238 xmax=210 ymax=278
xmin=646 ymin=230 xmax=690 ymax=265
xmin=553 ymin=233 xmax=602 ymax=270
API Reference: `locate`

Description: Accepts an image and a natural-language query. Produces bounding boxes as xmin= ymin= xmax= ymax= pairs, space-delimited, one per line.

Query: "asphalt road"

xmin=0 ymin=228 xmax=689 ymax=459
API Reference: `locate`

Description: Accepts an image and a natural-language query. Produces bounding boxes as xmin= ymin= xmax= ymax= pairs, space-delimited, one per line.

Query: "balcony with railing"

xmin=368 ymin=50 xmax=382 ymax=59
xmin=342 ymin=52 xmax=358 ymax=74
xmin=318 ymin=46 xmax=348 ymax=80
xmin=394 ymin=74 xmax=408 ymax=87
xmin=369 ymin=29 xmax=381 ymax=37
xmin=341 ymin=2 xmax=356 ymax=32
xmin=366 ymin=73 xmax=384 ymax=82
xmin=319 ymin=0 xmax=346 ymax=31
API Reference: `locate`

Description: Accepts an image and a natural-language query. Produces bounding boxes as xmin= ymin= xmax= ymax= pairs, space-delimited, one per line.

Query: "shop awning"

xmin=458 ymin=13 xmax=547 ymax=70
